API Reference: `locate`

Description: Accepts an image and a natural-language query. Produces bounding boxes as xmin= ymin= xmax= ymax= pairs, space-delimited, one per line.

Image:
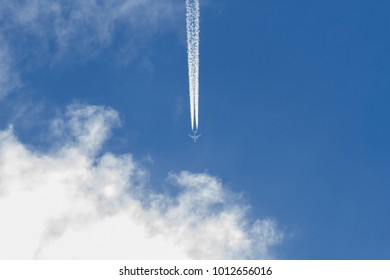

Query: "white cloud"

xmin=0 ymin=0 xmax=182 ymax=100
xmin=0 ymin=104 xmax=282 ymax=259
xmin=0 ymin=0 xmax=182 ymax=60
xmin=0 ymin=39 xmax=19 ymax=99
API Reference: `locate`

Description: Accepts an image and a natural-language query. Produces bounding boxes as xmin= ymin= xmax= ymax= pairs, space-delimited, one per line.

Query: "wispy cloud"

xmin=0 ymin=0 xmax=182 ymax=100
xmin=0 ymin=38 xmax=19 ymax=99
xmin=0 ymin=104 xmax=282 ymax=259
xmin=0 ymin=0 xmax=182 ymax=60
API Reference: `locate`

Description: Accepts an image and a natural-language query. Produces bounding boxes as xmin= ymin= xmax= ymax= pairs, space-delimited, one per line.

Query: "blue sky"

xmin=0 ymin=0 xmax=389 ymax=259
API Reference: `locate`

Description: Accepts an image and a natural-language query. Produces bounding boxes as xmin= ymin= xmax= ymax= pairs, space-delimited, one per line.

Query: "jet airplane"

xmin=189 ymin=131 xmax=201 ymax=143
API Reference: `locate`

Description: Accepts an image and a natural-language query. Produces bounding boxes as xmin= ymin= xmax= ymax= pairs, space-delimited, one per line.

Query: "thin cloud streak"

xmin=0 ymin=38 xmax=19 ymax=99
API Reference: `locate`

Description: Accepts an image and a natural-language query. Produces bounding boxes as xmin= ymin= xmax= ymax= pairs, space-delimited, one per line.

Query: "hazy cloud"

xmin=0 ymin=104 xmax=282 ymax=259
xmin=0 ymin=0 xmax=182 ymax=60
xmin=0 ymin=39 xmax=19 ymax=99
xmin=0 ymin=0 xmax=182 ymax=100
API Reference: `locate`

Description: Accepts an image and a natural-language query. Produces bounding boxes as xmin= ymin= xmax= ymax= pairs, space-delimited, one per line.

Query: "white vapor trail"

xmin=186 ymin=0 xmax=200 ymax=131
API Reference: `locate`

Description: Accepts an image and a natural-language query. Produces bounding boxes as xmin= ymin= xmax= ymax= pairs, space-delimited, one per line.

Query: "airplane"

xmin=189 ymin=131 xmax=201 ymax=143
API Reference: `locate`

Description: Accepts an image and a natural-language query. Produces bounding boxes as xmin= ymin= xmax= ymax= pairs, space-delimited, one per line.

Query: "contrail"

xmin=186 ymin=0 xmax=200 ymax=132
